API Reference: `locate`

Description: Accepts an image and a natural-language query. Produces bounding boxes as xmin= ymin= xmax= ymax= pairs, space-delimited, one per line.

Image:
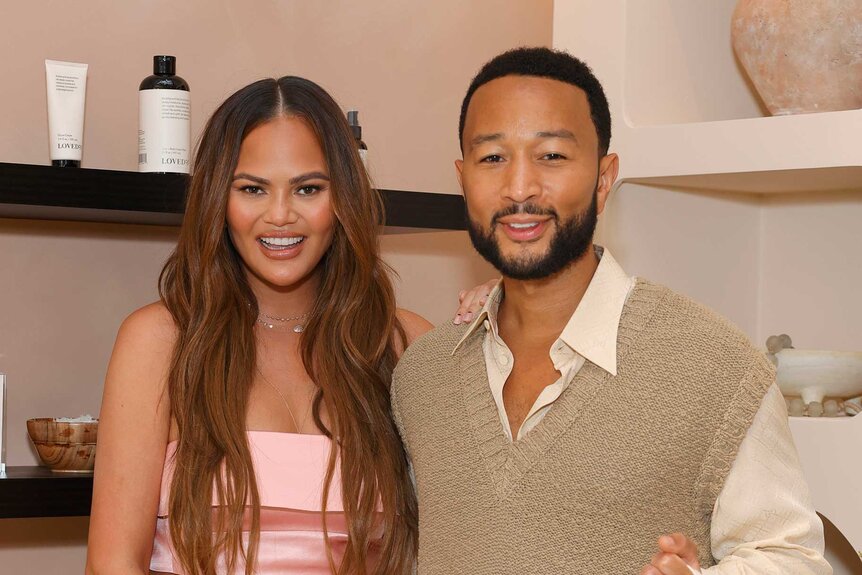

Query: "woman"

xmin=86 ymin=76 xmax=484 ymax=575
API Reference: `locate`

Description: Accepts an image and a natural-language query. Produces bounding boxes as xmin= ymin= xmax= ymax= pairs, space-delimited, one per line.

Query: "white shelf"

xmin=617 ymin=110 xmax=862 ymax=194
xmin=626 ymin=166 xmax=862 ymax=195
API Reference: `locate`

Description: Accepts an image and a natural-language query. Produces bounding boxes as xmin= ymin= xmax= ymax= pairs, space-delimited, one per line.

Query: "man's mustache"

xmin=491 ymin=203 xmax=558 ymax=227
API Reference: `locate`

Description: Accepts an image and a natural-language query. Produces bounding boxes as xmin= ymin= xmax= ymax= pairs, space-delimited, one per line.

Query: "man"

xmin=391 ymin=47 xmax=830 ymax=574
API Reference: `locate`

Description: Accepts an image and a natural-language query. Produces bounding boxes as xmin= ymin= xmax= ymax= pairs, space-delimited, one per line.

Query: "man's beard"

xmin=466 ymin=191 xmax=598 ymax=281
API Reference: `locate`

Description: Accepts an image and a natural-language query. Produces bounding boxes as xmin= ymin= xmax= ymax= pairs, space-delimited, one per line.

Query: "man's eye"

xmin=480 ymin=155 xmax=504 ymax=163
xmin=542 ymin=153 xmax=566 ymax=161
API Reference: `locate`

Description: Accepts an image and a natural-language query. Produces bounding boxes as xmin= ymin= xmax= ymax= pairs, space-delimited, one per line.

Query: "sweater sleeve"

xmin=390 ymin=368 xmax=417 ymax=491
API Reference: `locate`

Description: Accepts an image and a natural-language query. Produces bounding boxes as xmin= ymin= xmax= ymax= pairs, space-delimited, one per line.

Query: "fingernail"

xmin=463 ymin=312 xmax=473 ymax=322
xmin=453 ymin=314 xmax=461 ymax=325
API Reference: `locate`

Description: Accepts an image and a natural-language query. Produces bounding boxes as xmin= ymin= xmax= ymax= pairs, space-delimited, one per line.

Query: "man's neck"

xmin=497 ymin=245 xmax=600 ymax=340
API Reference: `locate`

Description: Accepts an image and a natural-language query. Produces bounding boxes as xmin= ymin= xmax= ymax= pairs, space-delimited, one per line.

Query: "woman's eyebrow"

xmin=232 ymin=173 xmax=270 ymax=185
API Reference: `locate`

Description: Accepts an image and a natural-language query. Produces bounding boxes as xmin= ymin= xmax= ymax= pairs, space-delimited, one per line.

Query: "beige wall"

xmin=0 ymin=0 xmax=551 ymax=195
xmin=758 ymin=191 xmax=862 ymax=352
xmin=624 ymin=0 xmax=766 ymax=125
xmin=0 ymin=1 xmax=549 ymax=571
xmin=597 ymin=184 xmax=762 ymax=339
xmin=601 ymin=185 xmax=862 ymax=351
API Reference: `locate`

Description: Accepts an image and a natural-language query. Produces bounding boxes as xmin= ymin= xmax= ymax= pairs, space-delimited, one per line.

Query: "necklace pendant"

xmin=293 ymin=324 xmax=304 ymax=333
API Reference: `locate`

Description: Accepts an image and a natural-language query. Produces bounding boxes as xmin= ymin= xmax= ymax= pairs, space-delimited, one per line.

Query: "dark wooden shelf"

xmin=0 ymin=162 xmax=466 ymax=230
xmin=0 ymin=163 xmax=465 ymax=520
xmin=0 ymin=466 xmax=93 ymax=518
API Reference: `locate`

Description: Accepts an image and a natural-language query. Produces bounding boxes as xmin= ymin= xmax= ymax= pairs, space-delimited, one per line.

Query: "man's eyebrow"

xmin=536 ymin=129 xmax=577 ymax=142
xmin=469 ymin=133 xmax=504 ymax=149
xmin=232 ymin=173 xmax=270 ymax=185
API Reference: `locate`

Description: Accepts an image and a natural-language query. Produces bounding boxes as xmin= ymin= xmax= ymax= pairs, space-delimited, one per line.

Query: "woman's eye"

xmin=240 ymin=185 xmax=264 ymax=195
xmin=296 ymin=185 xmax=321 ymax=196
xmin=479 ymin=154 xmax=504 ymax=163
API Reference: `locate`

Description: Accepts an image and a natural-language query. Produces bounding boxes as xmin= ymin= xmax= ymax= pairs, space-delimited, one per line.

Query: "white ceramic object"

xmin=775 ymin=349 xmax=862 ymax=404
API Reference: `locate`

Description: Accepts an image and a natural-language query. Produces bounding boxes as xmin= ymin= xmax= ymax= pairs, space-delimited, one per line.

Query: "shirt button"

xmin=500 ymin=354 xmax=510 ymax=366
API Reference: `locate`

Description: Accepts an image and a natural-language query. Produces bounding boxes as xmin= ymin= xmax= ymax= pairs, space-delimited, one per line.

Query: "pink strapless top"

xmin=150 ymin=431 xmax=378 ymax=574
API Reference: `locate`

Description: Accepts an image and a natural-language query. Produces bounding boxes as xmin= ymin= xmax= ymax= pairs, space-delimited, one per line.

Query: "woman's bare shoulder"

xmin=395 ymin=308 xmax=433 ymax=352
xmin=117 ymin=301 xmax=177 ymax=347
xmin=102 ymin=302 xmax=177 ymax=425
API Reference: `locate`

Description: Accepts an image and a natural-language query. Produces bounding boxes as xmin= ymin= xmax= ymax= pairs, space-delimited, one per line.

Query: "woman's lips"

xmin=257 ymin=236 xmax=306 ymax=259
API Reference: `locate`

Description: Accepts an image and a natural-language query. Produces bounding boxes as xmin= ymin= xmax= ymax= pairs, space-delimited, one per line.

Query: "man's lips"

xmin=495 ymin=217 xmax=551 ymax=242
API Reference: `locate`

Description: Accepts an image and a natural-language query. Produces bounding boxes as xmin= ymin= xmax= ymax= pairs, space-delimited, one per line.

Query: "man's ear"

xmin=455 ymin=158 xmax=464 ymax=194
xmin=596 ymin=153 xmax=619 ymax=216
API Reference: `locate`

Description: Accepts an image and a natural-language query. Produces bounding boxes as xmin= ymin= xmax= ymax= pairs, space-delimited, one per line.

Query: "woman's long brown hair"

xmin=158 ymin=77 xmax=417 ymax=575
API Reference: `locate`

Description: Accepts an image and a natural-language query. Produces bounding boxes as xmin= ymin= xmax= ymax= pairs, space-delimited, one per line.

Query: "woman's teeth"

xmin=259 ymin=236 xmax=305 ymax=249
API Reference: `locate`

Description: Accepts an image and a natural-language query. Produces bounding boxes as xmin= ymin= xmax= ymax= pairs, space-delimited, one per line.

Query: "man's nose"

xmin=503 ymin=155 xmax=541 ymax=203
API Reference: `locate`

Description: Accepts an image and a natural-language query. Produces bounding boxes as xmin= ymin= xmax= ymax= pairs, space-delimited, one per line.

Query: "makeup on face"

xmin=226 ymin=117 xmax=336 ymax=291
xmin=256 ymin=231 xmax=307 ymax=259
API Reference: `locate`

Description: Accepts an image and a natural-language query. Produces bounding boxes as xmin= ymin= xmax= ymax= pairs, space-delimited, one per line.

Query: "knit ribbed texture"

xmin=391 ymin=279 xmax=773 ymax=574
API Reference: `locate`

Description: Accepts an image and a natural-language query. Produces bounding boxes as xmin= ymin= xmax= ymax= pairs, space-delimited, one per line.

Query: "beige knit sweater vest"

xmin=391 ymin=280 xmax=774 ymax=574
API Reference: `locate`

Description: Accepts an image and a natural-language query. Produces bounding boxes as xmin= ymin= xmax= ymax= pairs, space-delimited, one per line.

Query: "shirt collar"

xmin=451 ymin=246 xmax=633 ymax=376
xmin=452 ymin=281 xmax=503 ymax=354
xmin=557 ymin=247 xmax=631 ymax=376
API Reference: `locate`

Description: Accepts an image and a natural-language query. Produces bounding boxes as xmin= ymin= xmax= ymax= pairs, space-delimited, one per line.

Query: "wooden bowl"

xmin=26 ymin=418 xmax=98 ymax=473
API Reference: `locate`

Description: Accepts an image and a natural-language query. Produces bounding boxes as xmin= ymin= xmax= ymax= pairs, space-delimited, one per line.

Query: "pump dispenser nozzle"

xmin=346 ymin=110 xmax=368 ymax=167
xmin=347 ymin=110 xmax=362 ymax=141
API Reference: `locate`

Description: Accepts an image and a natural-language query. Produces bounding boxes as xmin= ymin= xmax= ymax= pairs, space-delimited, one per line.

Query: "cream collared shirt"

xmin=453 ymin=247 xmax=830 ymax=574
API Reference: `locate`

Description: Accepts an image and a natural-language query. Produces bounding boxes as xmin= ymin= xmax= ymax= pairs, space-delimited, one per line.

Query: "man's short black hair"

xmin=459 ymin=46 xmax=611 ymax=156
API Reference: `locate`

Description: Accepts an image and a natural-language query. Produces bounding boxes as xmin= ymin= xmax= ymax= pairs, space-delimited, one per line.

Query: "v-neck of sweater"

xmin=456 ymin=278 xmax=667 ymax=500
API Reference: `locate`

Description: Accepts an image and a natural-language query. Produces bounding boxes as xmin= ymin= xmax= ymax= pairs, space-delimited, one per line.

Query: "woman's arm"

xmin=85 ymin=303 xmax=176 ymax=575
xmin=394 ymin=308 xmax=434 ymax=357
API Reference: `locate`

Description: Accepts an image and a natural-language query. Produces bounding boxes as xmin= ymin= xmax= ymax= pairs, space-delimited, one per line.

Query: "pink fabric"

xmin=150 ymin=431 xmax=376 ymax=574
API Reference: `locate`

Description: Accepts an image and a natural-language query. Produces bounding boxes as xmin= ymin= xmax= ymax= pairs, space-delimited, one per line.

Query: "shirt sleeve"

xmin=702 ymin=384 xmax=832 ymax=574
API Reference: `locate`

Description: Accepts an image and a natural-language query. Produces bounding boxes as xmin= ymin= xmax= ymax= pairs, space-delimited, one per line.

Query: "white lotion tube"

xmin=45 ymin=59 xmax=88 ymax=167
